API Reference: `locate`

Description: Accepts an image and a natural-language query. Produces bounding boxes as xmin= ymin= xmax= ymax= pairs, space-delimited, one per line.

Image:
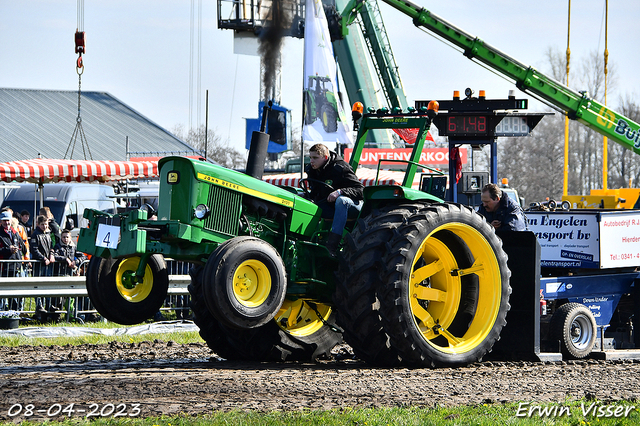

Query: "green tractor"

xmin=78 ymin=102 xmax=511 ymax=367
xmin=303 ymin=75 xmax=340 ymax=133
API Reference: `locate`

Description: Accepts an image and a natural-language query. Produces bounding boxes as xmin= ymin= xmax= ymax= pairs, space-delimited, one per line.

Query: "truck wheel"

xmin=190 ymin=263 xmax=341 ymax=362
xmin=85 ymin=255 xmax=169 ymax=325
xmin=321 ymin=104 xmax=338 ymax=133
xmin=335 ymin=203 xmax=430 ymax=366
xmin=203 ymin=237 xmax=287 ymax=330
xmin=380 ymin=203 xmax=511 ymax=367
xmin=550 ymin=302 xmax=597 ymax=359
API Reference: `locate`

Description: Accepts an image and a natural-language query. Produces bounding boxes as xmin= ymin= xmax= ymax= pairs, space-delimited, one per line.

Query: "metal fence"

xmin=0 ymin=259 xmax=191 ymax=323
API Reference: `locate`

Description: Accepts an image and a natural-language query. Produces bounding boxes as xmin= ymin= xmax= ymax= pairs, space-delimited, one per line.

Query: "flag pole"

xmin=300 ymin=0 xmax=311 ymax=182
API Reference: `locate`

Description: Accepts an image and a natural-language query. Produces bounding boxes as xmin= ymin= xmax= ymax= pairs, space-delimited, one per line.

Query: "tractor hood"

xmin=157 ymin=157 xmax=320 ymax=235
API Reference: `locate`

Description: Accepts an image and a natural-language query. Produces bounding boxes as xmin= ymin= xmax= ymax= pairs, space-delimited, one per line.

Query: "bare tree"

xmin=608 ymin=93 xmax=640 ymax=188
xmin=172 ymin=125 xmax=246 ymax=169
xmin=498 ymin=114 xmax=565 ymax=204
xmin=497 ymin=47 xmax=634 ymax=204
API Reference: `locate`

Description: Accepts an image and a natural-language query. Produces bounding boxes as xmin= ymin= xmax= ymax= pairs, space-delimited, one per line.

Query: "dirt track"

xmin=1 ymin=341 xmax=640 ymax=422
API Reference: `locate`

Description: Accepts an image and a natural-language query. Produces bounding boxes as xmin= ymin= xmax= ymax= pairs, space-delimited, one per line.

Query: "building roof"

xmin=0 ymin=88 xmax=198 ymax=162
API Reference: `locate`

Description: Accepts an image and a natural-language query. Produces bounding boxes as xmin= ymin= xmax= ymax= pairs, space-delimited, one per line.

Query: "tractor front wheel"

xmin=85 ymin=255 xmax=169 ymax=325
xmin=303 ymin=92 xmax=314 ymax=125
xmin=203 ymin=237 xmax=287 ymax=330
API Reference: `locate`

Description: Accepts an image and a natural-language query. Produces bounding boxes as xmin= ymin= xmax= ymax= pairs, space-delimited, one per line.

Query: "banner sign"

xmin=529 ymin=210 xmax=640 ymax=269
xmin=527 ymin=212 xmax=600 ymax=268
xmin=343 ymin=148 xmax=467 ymax=166
xmin=599 ymin=211 xmax=640 ymax=268
xmin=302 ymin=0 xmax=352 ymax=149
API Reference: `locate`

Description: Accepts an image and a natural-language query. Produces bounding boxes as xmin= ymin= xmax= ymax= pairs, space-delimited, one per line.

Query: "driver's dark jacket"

xmin=477 ymin=193 xmax=527 ymax=234
xmin=304 ymin=152 xmax=363 ymax=203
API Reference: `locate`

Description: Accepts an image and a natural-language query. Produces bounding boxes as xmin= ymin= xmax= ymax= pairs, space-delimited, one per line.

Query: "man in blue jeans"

xmin=305 ymin=143 xmax=364 ymax=256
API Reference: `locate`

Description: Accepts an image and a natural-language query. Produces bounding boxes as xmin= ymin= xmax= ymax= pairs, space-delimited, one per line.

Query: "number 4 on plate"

xmin=95 ymin=224 xmax=120 ymax=249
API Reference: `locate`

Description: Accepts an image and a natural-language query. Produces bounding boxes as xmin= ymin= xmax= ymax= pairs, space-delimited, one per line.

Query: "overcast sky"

xmin=1 ymin=0 xmax=638 ymax=156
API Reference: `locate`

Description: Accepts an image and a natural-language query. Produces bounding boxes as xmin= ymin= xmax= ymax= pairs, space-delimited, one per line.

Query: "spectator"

xmin=39 ymin=206 xmax=61 ymax=248
xmin=54 ymin=229 xmax=87 ymax=276
xmin=54 ymin=229 xmax=87 ymax=319
xmin=30 ymin=214 xmax=56 ymax=316
xmin=31 ymin=215 xmax=55 ymax=275
xmin=19 ymin=210 xmax=32 ymax=237
xmin=1 ymin=208 xmax=29 ymax=270
xmin=10 ymin=215 xmax=30 ymax=266
xmin=0 ymin=211 xmax=27 ymax=310
xmin=0 ymin=211 xmax=27 ymax=275
xmin=9 ymin=216 xmax=29 ymax=311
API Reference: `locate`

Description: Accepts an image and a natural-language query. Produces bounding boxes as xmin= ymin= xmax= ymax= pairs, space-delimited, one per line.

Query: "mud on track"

xmin=1 ymin=341 xmax=640 ymax=422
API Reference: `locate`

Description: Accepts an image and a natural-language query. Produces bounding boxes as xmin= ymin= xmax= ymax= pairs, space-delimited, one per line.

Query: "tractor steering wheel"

xmin=299 ymin=178 xmax=335 ymax=198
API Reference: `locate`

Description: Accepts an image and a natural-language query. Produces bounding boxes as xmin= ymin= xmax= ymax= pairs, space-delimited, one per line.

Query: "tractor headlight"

xmin=194 ymin=204 xmax=210 ymax=219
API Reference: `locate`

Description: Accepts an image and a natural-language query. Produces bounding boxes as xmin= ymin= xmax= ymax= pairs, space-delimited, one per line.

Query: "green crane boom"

xmin=354 ymin=0 xmax=408 ymax=111
xmin=342 ymin=0 xmax=640 ymax=154
xmin=334 ymin=0 xmax=409 ymax=147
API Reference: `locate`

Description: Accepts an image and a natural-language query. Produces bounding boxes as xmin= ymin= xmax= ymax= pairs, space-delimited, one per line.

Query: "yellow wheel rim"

xmin=116 ymin=257 xmax=153 ymax=303
xmin=275 ymin=299 xmax=332 ymax=337
xmin=233 ymin=259 xmax=271 ymax=308
xmin=408 ymin=223 xmax=501 ymax=354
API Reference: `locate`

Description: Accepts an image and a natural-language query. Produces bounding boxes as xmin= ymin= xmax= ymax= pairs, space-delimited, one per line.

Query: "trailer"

xmin=529 ymin=209 xmax=640 ymax=358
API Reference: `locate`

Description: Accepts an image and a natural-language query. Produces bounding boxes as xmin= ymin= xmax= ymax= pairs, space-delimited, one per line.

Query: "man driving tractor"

xmin=305 ymin=143 xmax=364 ymax=255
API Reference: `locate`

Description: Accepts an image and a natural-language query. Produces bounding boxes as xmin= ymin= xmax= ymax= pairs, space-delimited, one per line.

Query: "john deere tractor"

xmin=78 ymin=102 xmax=511 ymax=367
xmin=303 ymin=76 xmax=340 ymax=133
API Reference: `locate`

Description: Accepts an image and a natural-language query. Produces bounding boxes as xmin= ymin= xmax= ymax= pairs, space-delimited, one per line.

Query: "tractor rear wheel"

xmin=379 ymin=203 xmax=511 ymax=367
xmin=86 ymin=255 xmax=169 ymax=325
xmin=321 ymin=104 xmax=338 ymax=133
xmin=335 ymin=203 xmax=431 ymax=366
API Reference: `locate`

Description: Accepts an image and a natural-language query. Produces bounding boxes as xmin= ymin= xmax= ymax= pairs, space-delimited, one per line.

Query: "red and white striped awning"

xmin=0 ymin=158 xmax=159 ymax=183
xmin=264 ymin=168 xmax=420 ymax=188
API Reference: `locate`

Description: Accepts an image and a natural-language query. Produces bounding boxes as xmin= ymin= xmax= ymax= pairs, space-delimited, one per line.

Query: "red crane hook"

xmin=75 ymin=30 xmax=85 ymax=73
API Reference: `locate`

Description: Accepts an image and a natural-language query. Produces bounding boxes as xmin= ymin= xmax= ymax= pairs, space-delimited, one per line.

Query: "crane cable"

xmin=66 ymin=0 xmax=93 ymax=160
xmin=563 ymin=0 xmax=571 ymax=197
xmin=189 ymin=0 xmax=203 ymax=131
xmin=602 ymin=0 xmax=609 ymax=190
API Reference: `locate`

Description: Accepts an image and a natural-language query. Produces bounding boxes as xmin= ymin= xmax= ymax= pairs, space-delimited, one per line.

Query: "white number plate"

xmin=95 ymin=224 xmax=120 ymax=249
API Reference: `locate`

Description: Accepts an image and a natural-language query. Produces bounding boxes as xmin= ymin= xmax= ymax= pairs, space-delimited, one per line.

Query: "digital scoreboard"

xmin=416 ymin=95 xmax=545 ymax=139
xmin=432 ymin=113 xmax=538 ymax=138
xmin=446 ymin=115 xmax=489 ymax=136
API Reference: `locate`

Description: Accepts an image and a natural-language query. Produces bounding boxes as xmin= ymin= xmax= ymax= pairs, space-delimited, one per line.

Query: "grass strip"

xmin=4 ymin=402 xmax=640 ymax=426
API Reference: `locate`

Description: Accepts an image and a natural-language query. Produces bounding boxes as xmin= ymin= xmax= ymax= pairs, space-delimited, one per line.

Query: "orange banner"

xmin=343 ymin=148 xmax=466 ymax=166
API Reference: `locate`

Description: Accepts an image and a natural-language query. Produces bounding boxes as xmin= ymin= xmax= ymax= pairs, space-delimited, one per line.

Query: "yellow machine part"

xmin=590 ymin=188 xmax=640 ymax=209
xmin=562 ymin=195 xmax=620 ymax=209
xmin=563 ymin=188 xmax=640 ymax=209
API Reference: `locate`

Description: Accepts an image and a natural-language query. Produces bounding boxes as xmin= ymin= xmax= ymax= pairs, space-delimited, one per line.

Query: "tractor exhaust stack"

xmin=245 ymin=101 xmax=272 ymax=180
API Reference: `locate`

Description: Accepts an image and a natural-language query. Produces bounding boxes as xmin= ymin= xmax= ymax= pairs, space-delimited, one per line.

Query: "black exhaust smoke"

xmin=246 ymin=102 xmax=272 ymax=179
xmin=259 ymin=0 xmax=288 ymax=100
